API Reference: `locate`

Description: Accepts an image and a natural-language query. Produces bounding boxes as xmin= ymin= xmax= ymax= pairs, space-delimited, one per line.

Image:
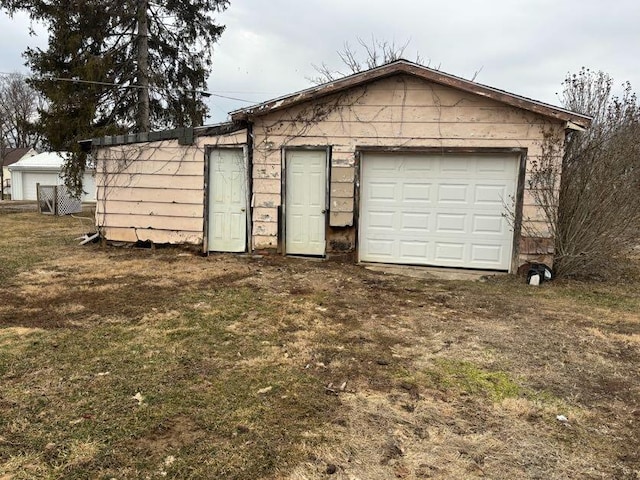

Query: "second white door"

xmin=285 ymin=150 xmax=326 ymax=256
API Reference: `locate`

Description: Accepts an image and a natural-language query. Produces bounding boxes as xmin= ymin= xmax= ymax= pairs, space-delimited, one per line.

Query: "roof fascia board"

xmin=9 ymin=165 xmax=61 ymax=172
xmin=79 ymin=121 xmax=247 ymax=151
xmin=231 ymin=60 xmax=592 ymax=128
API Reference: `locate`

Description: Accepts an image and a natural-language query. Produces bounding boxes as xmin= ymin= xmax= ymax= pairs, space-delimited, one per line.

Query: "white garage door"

xmin=22 ymin=171 xmax=63 ymax=200
xmin=359 ymin=153 xmax=518 ymax=270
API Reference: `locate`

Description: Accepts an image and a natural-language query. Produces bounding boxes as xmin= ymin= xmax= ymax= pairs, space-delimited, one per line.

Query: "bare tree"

xmin=0 ymin=73 xmax=43 ymax=198
xmin=0 ymin=73 xmax=43 ymax=148
xmin=309 ymin=36 xmax=427 ymax=85
xmin=527 ymin=68 xmax=640 ymax=278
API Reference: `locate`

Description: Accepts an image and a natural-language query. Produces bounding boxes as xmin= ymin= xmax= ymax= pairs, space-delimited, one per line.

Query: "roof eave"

xmin=565 ymin=120 xmax=589 ymax=132
xmin=8 ymin=165 xmax=62 ymax=172
xmin=79 ymin=121 xmax=247 ymax=151
xmin=230 ymin=60 xmax=593 ymax=127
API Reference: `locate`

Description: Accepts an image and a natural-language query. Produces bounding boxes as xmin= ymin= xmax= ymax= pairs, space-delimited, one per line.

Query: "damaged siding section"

xmin=330 ymin=154 xmax=355 ymax=228
xmin=95 ymin=130 xmax=246 ymax=245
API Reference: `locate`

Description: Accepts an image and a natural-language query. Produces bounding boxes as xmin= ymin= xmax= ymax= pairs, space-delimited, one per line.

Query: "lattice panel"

xmin=37 ymin=184 xmax=82 ymax=215
xmin=56 ymin=185 xmax=82 ymax=215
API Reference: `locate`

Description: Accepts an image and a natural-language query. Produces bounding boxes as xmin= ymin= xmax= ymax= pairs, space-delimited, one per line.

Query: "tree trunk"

xmin=0 ymin=137 xmax=5 ymax=200
xmin=136 ymin=0 xmax=150 ymax=132
xmin=0 ymin=159 xmax=4 ymax=200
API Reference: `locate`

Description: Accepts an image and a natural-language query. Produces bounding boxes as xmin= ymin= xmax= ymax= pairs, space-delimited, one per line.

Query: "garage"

xmin=359 ymin=152 xmax=519 ymax=270
xmin=9 ymin=152 xmax=96 ymax=202
xmin=91 ymin=60 xmax=591 ymax=269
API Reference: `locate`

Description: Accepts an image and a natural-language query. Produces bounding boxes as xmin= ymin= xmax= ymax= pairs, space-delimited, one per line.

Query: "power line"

xmin=0 ymin=71 xmax=257 ymax=103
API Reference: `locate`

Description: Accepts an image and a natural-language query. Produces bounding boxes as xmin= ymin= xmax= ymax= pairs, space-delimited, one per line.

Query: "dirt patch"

xmin=134 ymin=415 xmax=207 ymax=455
xmin=1 ymin=275 xmax=183 ymax=328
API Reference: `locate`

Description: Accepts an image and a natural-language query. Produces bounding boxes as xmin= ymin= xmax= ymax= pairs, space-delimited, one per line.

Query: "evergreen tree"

xmin=1 ymin=0 xmax=229 ymax=194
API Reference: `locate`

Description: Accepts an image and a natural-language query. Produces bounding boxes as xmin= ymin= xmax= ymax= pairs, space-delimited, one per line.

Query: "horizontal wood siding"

xmin=101 ymin=227 xmax=203 ymax=244
xmin=100 ymin=201 xmax=203 ymax=217
xmin=251 ymin=74 xmax=564 ymax=268
xmin=95 ymin=186 xmax=205 ymax=204
xmin=99 ymin=213 xmax=202 ymax=231
xmin=95 ymin=131 xmax=246 ymax=244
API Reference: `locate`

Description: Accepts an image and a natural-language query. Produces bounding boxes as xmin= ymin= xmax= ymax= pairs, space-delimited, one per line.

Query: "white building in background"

xmin=8 ymin=151 xmax=96 ymax=202
xmin=1 ymin=148 xmax=37 ymax=198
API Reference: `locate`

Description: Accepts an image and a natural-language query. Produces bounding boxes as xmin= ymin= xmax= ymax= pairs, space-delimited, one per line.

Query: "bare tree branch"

xmin=309 ymin=36 xmax=430 ymax=85
xmin=525 ymin=68 xmax=640 ymax=278
xmin=0 ymin=73 xmax=43 ymax=149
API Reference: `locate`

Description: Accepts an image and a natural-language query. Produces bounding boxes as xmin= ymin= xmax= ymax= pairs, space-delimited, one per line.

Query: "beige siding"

xmin=250 ymin=74 xmax=565 ymax=269
xmin=95 ymin=186 xmax=204 ymax=204
xmin=100 ymin=227 xmax=203 ymax=245
xmin=95 ymin=130 xmax=246 ymax=245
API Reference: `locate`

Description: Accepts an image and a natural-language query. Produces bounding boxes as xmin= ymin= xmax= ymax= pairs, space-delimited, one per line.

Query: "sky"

xmin=0 ymin=0 xmax=639 ymax=124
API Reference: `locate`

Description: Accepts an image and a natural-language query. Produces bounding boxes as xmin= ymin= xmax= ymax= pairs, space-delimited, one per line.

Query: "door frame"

xmin=280 ymin=146 xmax=331 ymax=256
xmin=354 ymin=146 xmax=527 ymax=273
xmin=203 ymin=145 xmax=250 ymax=254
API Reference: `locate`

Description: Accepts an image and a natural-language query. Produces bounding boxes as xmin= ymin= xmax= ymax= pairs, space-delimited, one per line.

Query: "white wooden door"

xmin=359 ymin=153 xmax=518 ymax=270
xmin=208 ymin=148 xmax=247 ymax=252
xmin=285 ymin=150 xmax=327 ymax=256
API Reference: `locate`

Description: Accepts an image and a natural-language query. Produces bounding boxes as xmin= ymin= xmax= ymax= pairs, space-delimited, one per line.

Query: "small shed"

xmin=9 ymin=152 xmax=96 ymax=202
xmin=87 ymin=60 xmax=592 ymax=273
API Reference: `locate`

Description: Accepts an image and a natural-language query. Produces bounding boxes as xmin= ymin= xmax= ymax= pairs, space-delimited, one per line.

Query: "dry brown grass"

xmin=1 ymin=209 xmax=639 ymax=479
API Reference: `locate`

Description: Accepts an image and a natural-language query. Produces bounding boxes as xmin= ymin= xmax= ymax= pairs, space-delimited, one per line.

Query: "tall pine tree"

xmin=1 ymin=0 xmax=229 ymax=194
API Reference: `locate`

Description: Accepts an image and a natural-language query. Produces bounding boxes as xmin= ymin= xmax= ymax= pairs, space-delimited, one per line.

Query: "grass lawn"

xmin=1 ymin=209 xmax=639 ymax=479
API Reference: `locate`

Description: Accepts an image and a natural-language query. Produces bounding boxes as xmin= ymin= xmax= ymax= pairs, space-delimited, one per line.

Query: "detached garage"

xmin=9 ymin=152 xmax=96 ymax=202
xmin=230 ymin=60 xmax=591 ymax=272
xmin=89 ymin=59 xmax=591 ymax=273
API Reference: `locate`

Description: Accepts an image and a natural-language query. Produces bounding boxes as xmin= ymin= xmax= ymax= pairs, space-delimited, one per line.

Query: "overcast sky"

xmin=1 ymin=0 xmax=639 ymax=123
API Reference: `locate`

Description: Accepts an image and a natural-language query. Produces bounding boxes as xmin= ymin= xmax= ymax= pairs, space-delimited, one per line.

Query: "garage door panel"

xmin=472 ymin=215 xmax=505 ymax=235
xmin=435 ymin=242 xmax=465 ymax=262
xmin=440 ymin=159 xmax=470 ymax=173
xmin=369 ymin=182 xmax=396 ymax=201
xmin=367 ymin=239 xmax=394 ymax=257
xmin=474 ymin=184 xmax=508 ymax=205
xmin=401 ymin=212 xmax=430 ymax=231
xmin=371 ymin=163 xmax=399 ymax=173
xmin=405 ymin=160 xmax=434 ymax=174
xmin=438 ymin=184 xmax=468 ymax=203
xmin=368 ymin=211 xmax=395 ymax=229
xmin=471 ymin=244 xmax=503 ymax=264
xmin=476 ymin=158 xmax=512 ymax=173
xmin=402 ymin=183 xmax=431 ymax=203
xmin=436 ymin=213 xmax=467 ymax=233
xmin=360 ymin=153 xmax=517 ymax=270
xmin=399 ymin=240 xmax=429 ymax=259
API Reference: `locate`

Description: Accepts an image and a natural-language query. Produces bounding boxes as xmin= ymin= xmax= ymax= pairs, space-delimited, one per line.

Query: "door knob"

xmin=241 ymin=208 xmax=246 ymax=212
xmin=321 ymin=209 xmax=327 ymax=214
